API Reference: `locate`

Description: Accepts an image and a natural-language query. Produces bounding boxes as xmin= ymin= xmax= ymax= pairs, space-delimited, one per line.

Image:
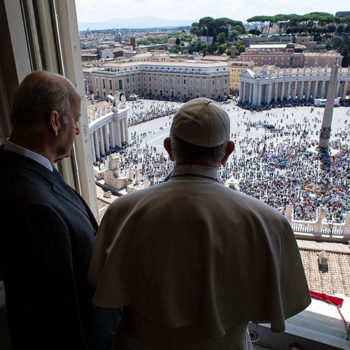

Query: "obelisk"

xmin=319 ymin=58 xmax=339 ymax=150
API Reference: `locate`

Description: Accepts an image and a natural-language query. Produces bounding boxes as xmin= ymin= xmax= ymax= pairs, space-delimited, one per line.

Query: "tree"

xmin=228 ymin=29 xmax=238 ymax=41
xmin=190 ymin=22 xmax=201 ymax=36
xmin=325 ymin=39 xmax=332 ymax=50
xmin=326 ymin=24 xmax=336 ymax=34
xmin=175 ymin=37 xmax=180 ymax=45
xmin=217 ymin=32 xmax=226 ymax=44
xmin=340 ymin=42 xmax=350 ymax=67
xmin=199 ymin=16 xmax=215 ymax=36
xmin=217 ymin=44 xmax=227 ymax=54
xmin=249 ymin=28 xmax=261 ymax=36
xmin=247 ymin=15 xmax=274 ymax=35
xmin=190 ymin=16 xmax=245 ymax=44
xmin=336 ymin=24 xmax=345 ymax=34
xmin=331 ymin=36 xmax=344 ymax=49
xmin=233 ymin=40 xmax=245 ymax=55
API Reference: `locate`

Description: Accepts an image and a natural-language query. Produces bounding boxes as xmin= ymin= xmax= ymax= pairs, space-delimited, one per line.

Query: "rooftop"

xmin=297 ymin=240 xmax=350 ymax=296
xmin=201 ymin=55 xmax=230 ymax=62
xmin=305 ymin=51 xmax=341 ymax=56
xmin=102 ymin=60 xmax=228 ymax=69
xmin=250 ymin=44 xmax=287 ymax=49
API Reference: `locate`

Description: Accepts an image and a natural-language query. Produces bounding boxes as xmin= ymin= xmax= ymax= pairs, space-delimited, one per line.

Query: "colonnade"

xmin=89 ymin=109 xmax=129 ymax=163
xmin=239 ymin=67 xmax=350 ymax=106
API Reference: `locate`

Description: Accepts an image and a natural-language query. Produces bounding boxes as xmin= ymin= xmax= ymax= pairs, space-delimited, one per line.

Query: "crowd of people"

xmin=127 ymin=99 xmax=180 ymax=126
xmin=103 ymin=101 xmax=350 ymax=224
xmin=238 ymin=98 xmax=350 ymax=112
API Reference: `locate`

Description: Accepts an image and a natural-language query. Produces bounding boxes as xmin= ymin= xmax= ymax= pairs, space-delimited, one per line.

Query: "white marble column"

xmin=306 ymin=81 xmax=311 ymax=100
xmin=94 ymin=131 xmax=100 ymax=160
xmin=267 ymin=82 xmax=272 ymax=104
xmin=104 ymin=124 xmax=110 ymax=152
xmin=274 ymin=82 xmax=278 ymax=102
xmin=242 ymin=82 xmax=246 ymax=102
xmin=292 ymin=81 xmax=297 ymax=100
xmin=115 ymin=120 xmax=122 ymax=147
xmin=320 ymin=81 xmax=325 ymax=98
xmin=249 ymin=83 xmax=254 ymax=104
xmin=124 ymin=118 xmax=129 ymax=143
xmin=243 ymin=83 xmax=248 ymax=103
xmin=341 ymin=81 xmax=347 ymax=100
xmin=253 ymin=83 xmax=258 ymax=105
xmin=257 ymin=84 xmax=262 ymax=106
xmin=90 ymin=133 xmax=97 ymax=163
xmin=335 ymin=81 xmax=340 ymax=99
xmin=239 ymin=81 xmax=243 ymax=102
xmin=298 ymin=81 xmax=304 ymax=100
xmin=121 ymin=118 xmax=126 ymax=143
xmin=313 ymin=81 xmax=318 ymax=99
xmin=287 ymin=82 xmax=291 ymax=100
xmin=99 ymin=127 xmax=105 ymax=155
xmin=110 ymin=121 xmax=116 ymax=148
xmin=280 ymin=82 xmax=285 ymax=101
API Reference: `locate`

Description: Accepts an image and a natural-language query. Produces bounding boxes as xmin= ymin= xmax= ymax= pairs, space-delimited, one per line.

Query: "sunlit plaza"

xmin=95 ymin=99 xmax=350 ymax=225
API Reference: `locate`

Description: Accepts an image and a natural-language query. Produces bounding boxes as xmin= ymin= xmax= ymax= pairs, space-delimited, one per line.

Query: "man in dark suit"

xmin=0 ymin=71 xmax=116 ymax=350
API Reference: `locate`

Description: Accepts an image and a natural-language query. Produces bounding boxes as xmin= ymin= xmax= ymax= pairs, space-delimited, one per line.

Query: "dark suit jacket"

xmin=0 ymin=148 xmax=98 ymax=350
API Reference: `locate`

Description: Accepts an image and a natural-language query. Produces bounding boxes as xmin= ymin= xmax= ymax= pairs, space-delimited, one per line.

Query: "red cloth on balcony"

xmin=310 ymin=290 xmax=344 ymax=307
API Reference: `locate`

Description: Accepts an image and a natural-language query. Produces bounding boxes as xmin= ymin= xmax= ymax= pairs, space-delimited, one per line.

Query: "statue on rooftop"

xmin=112 ymin=91 xmax=120 ymax=111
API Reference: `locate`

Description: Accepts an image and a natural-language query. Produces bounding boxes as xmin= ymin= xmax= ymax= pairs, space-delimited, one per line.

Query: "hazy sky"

xmin=75 ymin=0 xmax=349 ymax=23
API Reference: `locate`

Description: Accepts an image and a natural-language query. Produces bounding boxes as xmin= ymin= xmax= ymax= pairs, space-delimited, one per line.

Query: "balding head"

xmin=11 ymin=71 xmax=79 ymax=135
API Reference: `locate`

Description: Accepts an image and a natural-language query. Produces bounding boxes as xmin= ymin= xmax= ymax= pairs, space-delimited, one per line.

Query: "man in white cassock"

xmin=88 ymin=98 xmax=311 ymax=350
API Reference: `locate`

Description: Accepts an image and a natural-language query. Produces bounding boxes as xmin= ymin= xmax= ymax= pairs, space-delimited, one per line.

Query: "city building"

xmin=100 ymin=48 xmax=114 ymax=59
xmin=81 ymin=50 xmax=98 ymax=62
xmin=130 ymin=36 xmax=136 ymax=50
xmin=239 ymin=43 xmax=306 ymax=68
xmin=123 ymin=49 xmax=137 ymax=58
xmin=201 ymin=55 xmax=230 ymax=62
xmin=335 ymin=11 xmax=350 ymax=17
xmin=228 ymin=60 xmax=254 ymax=94
xmin=304 ymin=51 xmax=343 ymax=68
xmin=240 ymin=43 xmax=343 ymax=69
xmin=167 ymin=37 xmax=177 ymax=48
xmin=199 ymin=36 xmax=213 ymax=43
xmin=83 ymin=66 xmax=94 ymax=94
xmin=130 ymin=52 xmax=170 ymax=62
xmin=239 ymin=66 xmax=350 ymax=106
xmin=294 ymin=36 xmax=317 ymax=50
xmin=90 ymin=60 xmax=230 ymax=100
xmin=241 ymin=35 xmax=292 ymax=47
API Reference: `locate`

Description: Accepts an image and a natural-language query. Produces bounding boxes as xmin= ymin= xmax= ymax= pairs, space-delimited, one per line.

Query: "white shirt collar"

xmin=4 ymin=140 xmax=53 ymax=172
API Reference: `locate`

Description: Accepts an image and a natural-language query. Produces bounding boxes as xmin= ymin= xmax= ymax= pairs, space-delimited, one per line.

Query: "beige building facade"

xmin=89 ymin=61 xmax=230 ymax=100
xmin=228 ymin=60 xmax=254 ymax=93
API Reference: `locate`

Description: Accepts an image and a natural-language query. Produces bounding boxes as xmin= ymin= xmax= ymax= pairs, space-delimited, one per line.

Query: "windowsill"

xmin=255 ymin=297 xmax=350 ymax=349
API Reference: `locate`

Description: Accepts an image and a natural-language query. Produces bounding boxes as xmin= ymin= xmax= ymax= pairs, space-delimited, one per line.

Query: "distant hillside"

xmin=78 ymin=16 xmax=195 ymax=30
